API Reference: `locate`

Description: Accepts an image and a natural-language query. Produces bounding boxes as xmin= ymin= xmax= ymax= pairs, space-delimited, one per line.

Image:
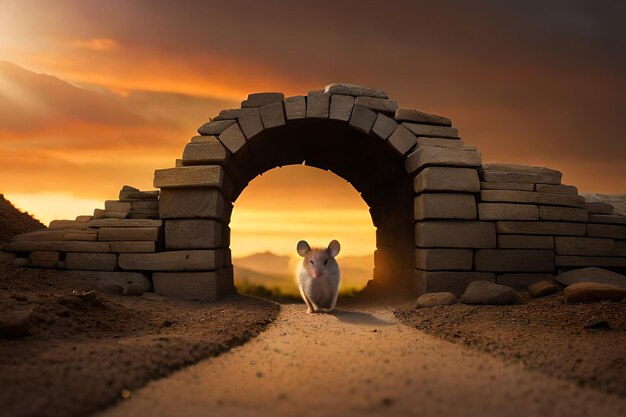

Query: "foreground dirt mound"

xmin=0 ymin=194 xmax=45 ymax=243
xmin=0 ymin=261 xmax=279 ymax=417
xmin=396 ymin=294 xmax=626 ymax=398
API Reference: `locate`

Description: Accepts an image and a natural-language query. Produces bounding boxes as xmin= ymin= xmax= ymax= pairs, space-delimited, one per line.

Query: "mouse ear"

xmin=297 ymin=240 xmax=311 ymax=257
xmin=327 ymin=240 xmax=341 ymax=257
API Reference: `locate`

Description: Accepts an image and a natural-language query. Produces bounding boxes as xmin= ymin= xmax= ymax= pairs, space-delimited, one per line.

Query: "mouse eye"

xmin=309 ymin=260 xmax=314 ymax=265
xmin=324 ymin=259 xmax=328 ymax=266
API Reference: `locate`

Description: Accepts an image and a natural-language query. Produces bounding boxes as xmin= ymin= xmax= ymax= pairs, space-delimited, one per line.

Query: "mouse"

xmin=296 ymin=240 xmax=341 ymax=314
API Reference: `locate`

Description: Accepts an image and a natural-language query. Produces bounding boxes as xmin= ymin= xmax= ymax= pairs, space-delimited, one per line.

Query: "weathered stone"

xmin=98 ymin=227 xmax=160 ymax=242
xmin=119 ymin=189 xmax=159 ymax=201
xmin=556 ymin=256 xmax=626 ymax=268
xmin=414 ymin=167 xmax=479 ymax=193
xmin=238 ymin=107 xmax=263 ymax=139
xmin=241 ymin=92 xmax=284 ymax=108
xmin=481 ymin=170 xmax=561 ymax=185
xmin=415 ymin=193 xmax=476 ymax=220
xmin=480 ymin=190 xmax=586 ymax=208
xmin=475 ymin=249 xmax=554 ymax=272
xmin=212 ymin=108 xmax=255 ymax=120
xmin=498 ymin=235 xmax=554 ymax=249
xmin=416 ymin=137 xmax=464 ymax=149
xmin=153 ymin=267 xmax=233 ymax=302
xmin=535 ymin=184 xmax=578 ymax=195
xmin=306 ymin=91 xmax=330 ymax=118
xmin=416 ymin=292 xmax=458 ymax=307
xmin=348 ymin=105 xmax=377 ymax=134
xmin=414 ymin=270 xmax=496 ymax=296
xmin=416 ymin=221 xmax=496 ymax=248
xmin=528 ymin=280 xmax=559 ymax=298
xmin=497 ymin=273 xmax=555 ymax=288
xmin=284 ymin=96 xmax=306 ymax=120
xmin=480 ymin=182 xmax=535 ymax=191
xmin=388 ymin=124 xmax=416 ymax=155
xmin=554 ymin=236 xmax=614 ymax=256
xmin=496 ymin=221 xmax=586 ymax=236
xmin=182 ymin=137 xmax=228 ymax=164
xmin=415 ymin=248 xmax=473 ymax=270
xmin=11 ymin=230 xmax=66 ymax=241
xmin=402 ymin=123 xmax=459 ymax=139
xmin=478 ymin=203 xmax=539 ymax=221
xmin=66 ymin=270 xmax=151 ymax=293
xmin=371 ymin=113 xmax=398 ymax=140
xmin=63 ymin=232 xmax=98 ymax=241
xmin=102 ymin=211 xmax=128 ymax=219
xmin=587 ymin=224 xmax=626 ymax=239
xmin=259 ymin=101 xmax=285 ymax=129
xmin=554 ymin=267 xmax=626 ymax=289
xmin=460 ymin=281 xmax=520 ymax=305
xmin=118 ymin=249 xmax=228 ymax=271
xmin=218 ymin=123 xmax=247 ymax=154
xmin=588 ymin=214 xmax=626 ymax=225
xmin=48 ymin=220 xmax=89 ymax=230
xmin=109 ymin=241 xmax=155 ymax=253
xmin=159 ymin=187 xmax=225 ymax=219
xmin=564 ymin=282 xmax=626 ymax=303
xmin=405 ymin=147 xmax=482 ymax=173
xmin=29 ymin=251 xmax=59 ymax=268
xmin=60 ymin=241 xmax=110 ymax=252
xmin=329 ymin=94 xmax=354 ymax=121
xmin=324 ymin=83 xmax=388 ymax=99
xmin=89 ymin=219 xmax=162 ymax=228
xmin=65 ymin=253 xmax=118 ymax=271
xmin=154 ymin=166 xmax=224 ymax=189
xmin=585 ymin=202 xmax=614 ymax=214
xmin=197 ymin=119 xmax=236 ymax=135
xmin=483 ymin=163 xmax=561 ymax=177
xmin=395 ymin=109 xmax=452 ymax=127
xmin=538 ymin=206 xmax=588 ymax=222
xmin=104 ymin=201 xmax=130 ymax=212
xmin=354 ymin=96 xmax=398 ymax=113
xmin=75 ymin=215 xmax=92 ymax=222
xmin=165 ymin=219 xmax=223 ymax=249
xmin=615 ymin=241 xmax=626 ymax=256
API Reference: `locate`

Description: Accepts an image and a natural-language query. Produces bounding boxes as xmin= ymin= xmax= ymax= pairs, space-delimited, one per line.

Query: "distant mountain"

xmin=0 ymin=194 xmax=45 ymax=243
xmin=233 ymin=251 xmax=293 ymax=276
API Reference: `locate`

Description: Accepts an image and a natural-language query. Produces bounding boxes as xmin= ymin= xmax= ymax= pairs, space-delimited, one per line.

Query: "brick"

xmin=498 ymin=235 xmax=554 ymax=249
xmin=555 ymin=256 xmax=626 ymax=268
xmin=260 ymin=101 xmax=285 ymax=129
xmin=614 ymin=241 xmax=626 ymax=256
xmin=416 ymin=221 xmax=496 ymax=248
xmin=388 ymin=124 xmax=416 ymax=155
xmin=371 ymin=113 xmax=398 ymax=140
xmin=98 ymin=227 xmax=160 ymax=241
xmin=182 ymin=137 xmax=228 ymax=164
xmin=538 ymin=206 xmax=588 ymax=222
xmin=585 ymin=202 xmax=613 ymax=214
xmin=480 ymin=182 xmax=535 ymax=191
xmin=104 ymin=201 xmax=131 ymax=212
xmin=213 ymin=108 xmax=255 ymax=121
xmin=588 ymin=214 xmax=626 ymax=225
xmin=60 ymin=241 xmax=110 ymax=252
xmin=238 ymin=107 xmax=263 ymax=139
xmin=475 ymin=249 xmax=554 ymax=272
xmin=218 ymin=123 xmax=247 ymax=154
xmin=241 ymin=92 xmax=284 ymax=108
xmin=554 ymin=236 xmax=614 ymax=256
xmin=480 ymin=190 xmax=586 ymax=208
xmin=29 ymin=251 xmax=60 ymax=268
xmin=4 ymin=240 xmax=61 ymax=252
xmin=416 ymin=137 xmax=464 ymax=149
xmin=324 ymin=83 xmax=388 ymax=99
xmin=329 ymin=94 xmax=354 ymax=121
xmin=48 ymin=220 xmax=89 ymax=230
xmin=482 ymin=163 xmax=561 ymax=178
xmin=414 ymin=167 xmax=479 ymax=193
xmin=154 ymin=166 xmax=224 ymax=189
xmin=405 ymin=147 xmax=481 ymax=173
xmin=496 ymin=221 xmax=586 ymax=236
xmin=118 ymin=250 xmax=228 ymax=271
xmin=89 ymin=219 xmax=162 ymax=228
xmin=130 ymin=200 xmax=159 ymax=210
xmin=346 ymin=105 xmax=375 ymax=134
xmin=64 ymin=232 xmax=98 ymax=242
xmin=159 ymin=187 xmax=225 ymax=219
xmin=481 ymin=170 xmax=560 ymax=185
xmin=65 ymin=253 xmax=118 ymax=271
xmin=415 ymin=248 xmax=473 ymax=270
xmin=197 ymin=119 xmax=235 ymax=135
xmin=153 ymin=271 xmax=223 ymax=302
xmin=402 ymin=122 xmax=459 ymax=138
xmin=415 ymin=193 xmax=476 ymax=220
xmin=306 ymin=91 xmax=330 ymax=118
xmin=119 ymin=189 xmax=159 ymax=201
xmin=394 ymin=109 xmax=452 ymax=126
xmin=354 ymin=96 xmax=398 ymax=113
xmin=109 ymin=241 xmax=156 ymax=253
xmin=478 ymin=203 xmax=539 ymax=221
xmin=587 ymin=224 xmax=626 ymax=239
xmin=535 ymin=184 xmax=578 ymax=195
xmin=165 ymin=219 xmax=224 ymax=249
xmin=284 ymin=96 xmax=306 ymax=120
xmin=75 ymin=215 xmax=93 ymax=222
xmin=496 ymin=273 xmax=555 ymax=289
xmin=101 ymin=211 xmax=128 ymax=219
xmin=414 ymin=270 xmax=496 ymax=297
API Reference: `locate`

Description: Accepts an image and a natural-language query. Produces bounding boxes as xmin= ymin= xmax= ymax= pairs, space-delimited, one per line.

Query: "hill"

xmin=0 ymin=194 xmax=45 ymax=243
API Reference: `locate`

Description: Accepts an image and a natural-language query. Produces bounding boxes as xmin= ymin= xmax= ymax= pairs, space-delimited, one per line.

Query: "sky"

xmin=0 ymin=0 xmax=624 ymax=256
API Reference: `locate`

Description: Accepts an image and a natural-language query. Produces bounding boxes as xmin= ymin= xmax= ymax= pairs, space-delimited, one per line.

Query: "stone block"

xmin=324 ymin=83 xmax=388 ymax=99
xmin=89 ymin=219 xmax=163 ymax=228
xmin=29 ymin=251 xmax=60 ymax=268
xmin=306 ymin=91 xmax=330 ymax=118
xmin=197 ymin=119 xmax=236 ymax=136
xmin=482 ymin=163 xmax=561 ymax=178
xmin=585 ymin=202 xmax=613 ymax=214
xmin=260 ymin=101 xmax=285 ymax=129
xmin=4 ymin=240 xmax=61 ymax=252
xmin=329 ymin=94 xmax=354 ymax=121
xmin=480 ymin=190 xmax=586 ymax=208
xmin=213 ymin=108 xmax=255 ymax=121
xmin=496 ymin=273 xmax=555 ymax=289
xmin=238 ymin=107 xmax=264 ymax=139
xmin=64 ymin=232 xmax=98 ymax=242
xmin=414 ymin=270 xmax=496 ymax=296
xmin=218 ymin=123 xmax=247 ymax=154
xmin=165 ymin=219 xmax=224 ymax=249
xmin=394 ymin=108 xmax=452 ymax=126
xmin=102 ymin=211 xmax=128 ymax=219
xmin=75 ymin=215 xmax=93 ymax=222
xmin=388 ymin=124 xmax=416 ymax=155
xmin=159 ymin=187 xmax=225 ymax=220
xmin=498 ymin=235 xmax=554 ymax=249
xmin=182 ymin=137 xmax=228 ymax=164
xmin=284 ymin=96 xmax=306 ymax=120
xmin=371 ymin=113 xmax=398 ymax=140
xmin=415 ymin=221 xmax=496 ymax=248
xmin=104 ymin=201 xmax=131 ymax=212
xmin=415 ymin=248 xmax=473 ymax=270
xmin=402 ymin=122 xmax=459 ymax=138
xmin=98 ymin=227 xmax=160 ymax=241
xmin=60 ymin=241 xmax=110 ymax=252
xmin=555 ymin=256 xmax=626 ymax=268
xmin=587 ymin=224 xmax=626 ymax=239
xmin=118 ymin=249 xmax=228 ymax=271
xmin=154 ymin=166 xmax=224 ymax=189
xmin=480 ymin=182 xmax=535 ymax=191
xmin=554 ymin=236 xmax=614 ymax=256
xmin=481 ymin=164 xmax=561 ymax=184
xmin=11 ymin=230 xmax=66 ymax=241
xmin=48 ymin=220 xmax=89 ymax=230
xmin=496 ymin=221 xmax=586 ymax=236
xmin=405 ymin=147 xmax=482 ymax=173
xmin=354 ymin=96 xmax=398 ymax=113
xmin=538 ymin=206 xmax=588 ymax=222
xmin=348 ymin=105 xmax=377 ymax=134
xmin=475 ymin=249 xmax=554 ymax=272
xmin=416 ymin=137 xmax=464 ymax=149
xmin=415 ymin=193 xmax=476 ymax=220
xmin=588 ymin=214 xmax=626 ymax=225
xmin=615 ymin=241 xmax=626 ymax=256
xmin=535 ymin=184 xmax=578 ymax=195
xmin=65 ymin=253 xmax=118 ymax=271
xmin=130 ymin=200 xmax=159 ymax=210
xmin=414 ymin=167 xmax=479 ymax=193
xmin=241 ymin=92 xmax=284 ymax=108
xmin=109 ymin=241 xmax=156 ymax=253
xmin=119 ymin=189 xmax=159 ymax=201
xmin=153 ymin=271 xmax=221 ymax=302
xmin=478 ymin=203 xmax=538 ymax=221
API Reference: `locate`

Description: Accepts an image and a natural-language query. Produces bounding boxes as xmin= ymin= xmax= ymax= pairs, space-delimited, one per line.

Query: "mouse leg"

xmin=298 ymin=285 xmax=314 ymax=314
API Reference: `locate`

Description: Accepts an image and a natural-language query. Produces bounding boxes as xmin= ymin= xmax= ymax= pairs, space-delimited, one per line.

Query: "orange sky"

xmin=1 ymin=0 xmax=625 ymax=256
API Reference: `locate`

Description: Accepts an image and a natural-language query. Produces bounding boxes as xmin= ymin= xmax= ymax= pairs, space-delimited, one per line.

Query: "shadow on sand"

xmin=331 ymin=309 xmax=394 ymax=327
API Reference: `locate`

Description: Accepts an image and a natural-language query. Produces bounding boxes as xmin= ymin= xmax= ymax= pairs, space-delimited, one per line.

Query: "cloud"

xmin=67 ymin=37 xmax=119 ymax=51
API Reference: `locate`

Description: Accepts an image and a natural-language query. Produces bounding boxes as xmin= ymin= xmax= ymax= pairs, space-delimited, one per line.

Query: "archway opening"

xmin=230 ymin=164 xmax=376 ymax=302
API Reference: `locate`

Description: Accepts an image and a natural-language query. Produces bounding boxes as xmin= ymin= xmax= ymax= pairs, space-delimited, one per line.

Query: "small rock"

xmin=460 ymin=281 xmax=520 ymax=305
xmin=528 ymin=280 xmax=558 ymax=298
xmin=72 ymin=290 xmax=99 ymax=303
xmin=564 ymin=282 xmax=626 ymax=303
xmin=554 ymin=267 xmax=626 ymax=289
xmin=583 ymin=320 xmax=610 ymax=329
xmin=416 ymin=292 xmax=458 ymax=307
xmin=0 ymin=305 xmax=34 ymax=338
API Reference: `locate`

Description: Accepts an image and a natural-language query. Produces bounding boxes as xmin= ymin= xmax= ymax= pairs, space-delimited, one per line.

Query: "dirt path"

xmin=97 ymin=304 xmax=626 ymax=417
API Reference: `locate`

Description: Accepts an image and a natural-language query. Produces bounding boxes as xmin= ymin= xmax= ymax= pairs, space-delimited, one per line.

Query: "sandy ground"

xmin=97 ymin=302 xmax=626 ymax=417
